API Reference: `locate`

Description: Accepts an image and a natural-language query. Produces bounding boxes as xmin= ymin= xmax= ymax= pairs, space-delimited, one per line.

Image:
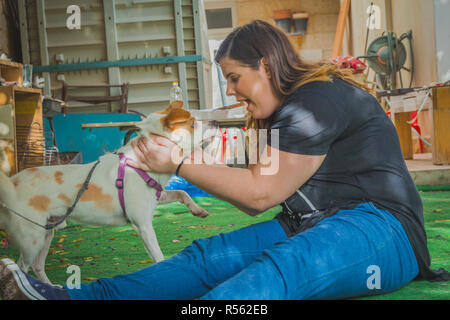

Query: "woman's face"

xmin=219 ymin=57 xmax=282 ymax=120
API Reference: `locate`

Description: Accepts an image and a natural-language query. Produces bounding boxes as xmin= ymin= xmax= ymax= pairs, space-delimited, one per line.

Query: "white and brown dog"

xmin=0 ymin=101 xmax=217 ymax=284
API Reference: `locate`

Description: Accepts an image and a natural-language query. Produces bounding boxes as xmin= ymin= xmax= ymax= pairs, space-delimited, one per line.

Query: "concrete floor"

xmin=406 ymin=153 xmax=450 ymax=185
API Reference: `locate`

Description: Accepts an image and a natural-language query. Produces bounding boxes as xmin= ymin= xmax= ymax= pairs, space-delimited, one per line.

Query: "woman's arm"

xmin=177 ymin=145 xmax=325 ymax=215
xmin=129 ymin=134 xmax=325 ymax=216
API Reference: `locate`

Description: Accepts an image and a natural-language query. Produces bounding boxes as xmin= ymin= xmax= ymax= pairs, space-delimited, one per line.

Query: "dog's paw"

xmin=192 ymin=208 xmax=209 ymax=218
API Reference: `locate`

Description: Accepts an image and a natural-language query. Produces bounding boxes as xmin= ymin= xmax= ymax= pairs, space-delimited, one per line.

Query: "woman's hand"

xmin=127 ymin=134 xmax=183 ymax=174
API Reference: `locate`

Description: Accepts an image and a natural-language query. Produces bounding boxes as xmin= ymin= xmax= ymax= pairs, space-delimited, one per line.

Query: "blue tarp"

xmin=44 ymin=113 xmax=211 ymax=197
xmin=165 ymin=175 xmax=212 ymax=198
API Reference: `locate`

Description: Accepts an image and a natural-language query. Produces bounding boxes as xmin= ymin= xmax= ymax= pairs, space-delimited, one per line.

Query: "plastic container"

xmin=22 ymin=64 xmax=33 ymax=88
xmin=273 ymin=10 xmax=292 ymax=33
xmin=170 ymin=81 xmax=183 ymax=103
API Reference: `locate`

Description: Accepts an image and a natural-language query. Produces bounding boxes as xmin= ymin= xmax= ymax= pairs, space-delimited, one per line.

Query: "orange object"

xmin=410 ymin=112 xmax=424 ymax=153
xmin=332 ymin=0 xmax=351 ymax=58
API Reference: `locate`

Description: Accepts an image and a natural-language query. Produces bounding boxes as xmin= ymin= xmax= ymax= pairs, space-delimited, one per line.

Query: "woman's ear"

xmin=260 ymin=57 xmax=271 ymax=79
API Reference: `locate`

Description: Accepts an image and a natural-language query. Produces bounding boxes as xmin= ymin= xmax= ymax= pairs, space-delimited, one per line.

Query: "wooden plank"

xmin=12 ymin=86 xmax=42 ymax=95
xmin=394 ymin=111 xmax=413 ymax=160
xmin=81 ymin=122 xmax=140 ymax=129
xmin=332 ymin=0 xmax=351 ymax=58
xmin=36 ymin=0 xmax=51 ymax=96
xmin=0 ymin=59 xmax=23 ymax=69
xmin=103 ymin=0 xmax=122 ymax=112
xmin=432 ymin=87 xmax=450 ymax=165
xmin=18 ymin=0 xmax=31 ymax=64
xmin=193 ymin=0 xmax=205 ymax=109
xmin=174 ymin=0 xmax=189 ymax=109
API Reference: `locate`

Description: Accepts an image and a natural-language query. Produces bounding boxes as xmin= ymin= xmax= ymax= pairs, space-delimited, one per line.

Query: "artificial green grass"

xmin=416 ymin=185 xmax=450 ymax=192
xmin=0 ymin=192 xmax=449 ymax=300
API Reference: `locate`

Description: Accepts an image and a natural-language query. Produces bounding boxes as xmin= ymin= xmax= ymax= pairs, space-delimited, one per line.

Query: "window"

xmin=204 ymin=0 xmax=237 ymax=39
xmin=206 ymin=8 xmax=233 ymax=29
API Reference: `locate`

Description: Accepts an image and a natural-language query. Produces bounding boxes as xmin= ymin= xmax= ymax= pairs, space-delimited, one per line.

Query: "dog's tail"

xmin=0 ymin=171 xmax=15 ymax=208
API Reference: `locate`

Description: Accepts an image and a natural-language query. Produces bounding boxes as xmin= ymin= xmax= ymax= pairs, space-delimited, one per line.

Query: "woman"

xmin=0 ymin=20 xmax=447 ymax=300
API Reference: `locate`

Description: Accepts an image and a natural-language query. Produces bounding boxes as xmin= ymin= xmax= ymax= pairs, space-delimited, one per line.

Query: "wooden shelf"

xmin=0 ymin=59 xmax=23 ymax=69
xmin=0 ymin=85 xmax=43 ymax=176
xmin=0 ymin=59 xmax=23 ymax=87
xmin=12 ymin=87 xmax=42 ymax=94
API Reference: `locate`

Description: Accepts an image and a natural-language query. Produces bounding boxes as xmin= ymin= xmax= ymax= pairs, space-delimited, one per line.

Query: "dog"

xmin=0 ymin=100 xmax=217 ymax=284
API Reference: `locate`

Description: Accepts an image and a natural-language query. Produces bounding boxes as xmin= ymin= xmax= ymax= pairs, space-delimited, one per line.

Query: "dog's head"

xmin=136 ymin=101 xmax=218 ymax=155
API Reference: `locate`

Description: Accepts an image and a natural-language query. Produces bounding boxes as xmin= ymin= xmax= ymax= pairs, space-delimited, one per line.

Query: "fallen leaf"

xmin=58 ymin=238 xmax=65 ymax=243
xmin=138 ymin=259 xmax=153 ymax=264
xmin=172 ymin=239 xmax=180 ymax=243
xmin=72 ymin=238 xmax=83 ymax=243
xmin=188 ymin=225 xmax=220 ymax=229
xmin=83 ymin=277 xmax=97 ymax=281
xmin=115 ymin=228 xmax=133 ymax=233
xmin=46 ymin=263 xmax=70 ymax=270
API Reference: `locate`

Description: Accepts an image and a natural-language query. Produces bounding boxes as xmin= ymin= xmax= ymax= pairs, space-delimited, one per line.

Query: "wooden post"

xmin=394 ymin=112 xmax=413 ymax=160
xmin=332 ymin=0 xmax=351 ymax=58
xmin=432 ymin=87 xmax=450 ymax=165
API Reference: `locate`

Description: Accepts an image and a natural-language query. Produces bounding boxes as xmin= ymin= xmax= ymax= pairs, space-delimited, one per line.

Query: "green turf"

xmin=416 ymin=185 xmax=450 ymax=192
xmin=0 ymin=192 xmax=449 ymax=300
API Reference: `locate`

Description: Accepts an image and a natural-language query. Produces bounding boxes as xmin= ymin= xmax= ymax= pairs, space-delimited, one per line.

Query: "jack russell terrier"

xmin=0 ymin=100 xmax=218 ymax=284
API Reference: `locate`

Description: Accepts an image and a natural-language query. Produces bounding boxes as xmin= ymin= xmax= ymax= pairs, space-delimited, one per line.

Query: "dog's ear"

xmin=159 ymin=108 xmax=191 ymax=130
xmin=156 ymin=100 xmax=184 ymax=115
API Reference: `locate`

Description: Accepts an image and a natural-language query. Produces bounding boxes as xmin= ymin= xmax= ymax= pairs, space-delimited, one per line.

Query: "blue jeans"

xmin=65 ymin=203 xmax=418 ymax=300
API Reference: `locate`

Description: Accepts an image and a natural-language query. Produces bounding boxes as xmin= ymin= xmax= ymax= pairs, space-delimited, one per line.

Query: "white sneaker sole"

xmin=1 ymin=258 xmax=46 ymax=300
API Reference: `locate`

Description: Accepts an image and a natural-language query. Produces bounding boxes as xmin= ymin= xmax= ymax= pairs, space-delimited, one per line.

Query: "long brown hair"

xmin=215 ymin=20 xmax=374 ymax=131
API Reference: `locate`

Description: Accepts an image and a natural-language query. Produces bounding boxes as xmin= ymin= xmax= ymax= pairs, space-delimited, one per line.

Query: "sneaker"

xmin=0 ymin=258 xmax=71 ymax=300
